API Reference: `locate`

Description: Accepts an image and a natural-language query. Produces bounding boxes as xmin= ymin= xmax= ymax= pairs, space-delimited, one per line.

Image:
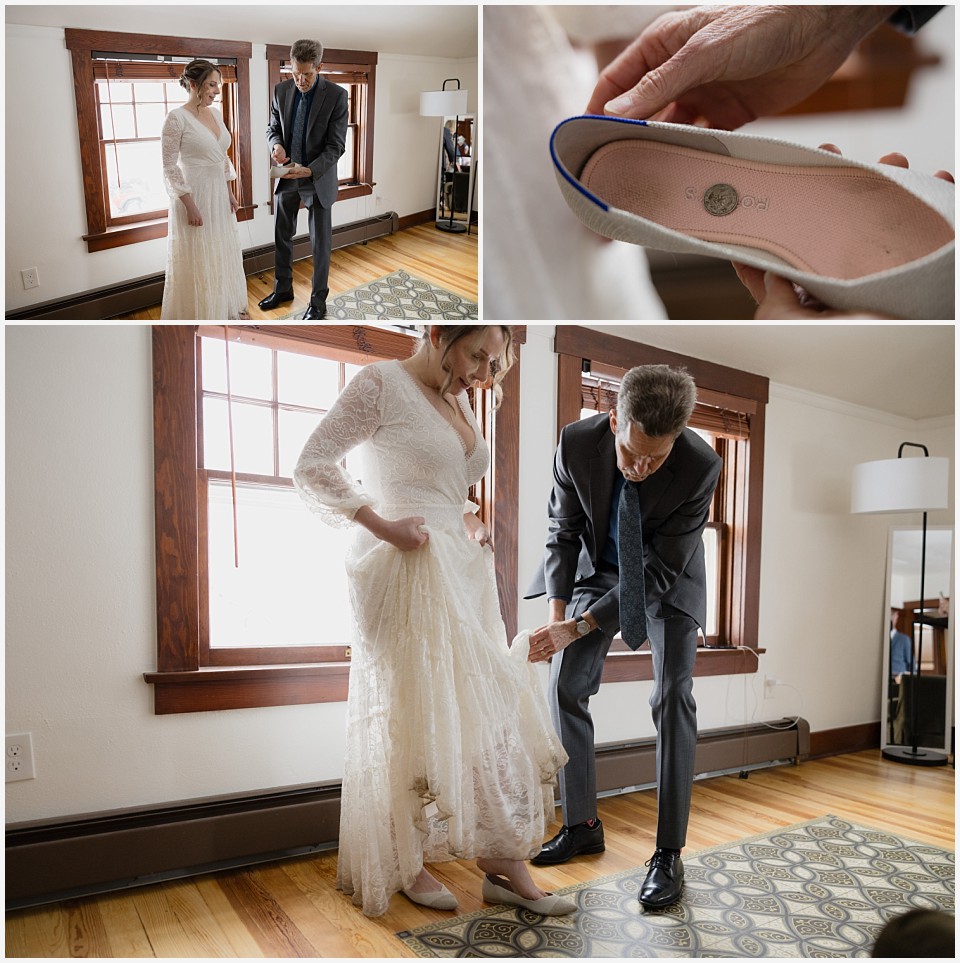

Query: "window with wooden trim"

xmin=554 ymin=326 xmax=769 ymax=683
xmin=146 ymin=325 xmax=524 ymax=714
xmin=265 ymin=46 xmax=377 ymax=203
xmin=66 ymin=29 xmax=254 ymax=253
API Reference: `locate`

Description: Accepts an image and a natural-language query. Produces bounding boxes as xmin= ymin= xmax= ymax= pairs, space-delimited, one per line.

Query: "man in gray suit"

xmin=260 ymin=39 xmax=347 ymax=320
xmin=527 ymin=365 xmax=721 ymax=908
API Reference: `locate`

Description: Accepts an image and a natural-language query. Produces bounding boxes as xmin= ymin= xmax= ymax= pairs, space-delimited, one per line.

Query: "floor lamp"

xmin=851 ymin=443 xmax=950 ymax=766
xmin=420 ymin=79 xmax=468 ymax=234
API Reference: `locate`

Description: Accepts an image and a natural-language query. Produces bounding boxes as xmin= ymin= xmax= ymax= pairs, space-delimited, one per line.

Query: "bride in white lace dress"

xmin=160 ymin=59 xmax=248 ymax=320
xmin=294 ymin=327 xmax=573 ymax=918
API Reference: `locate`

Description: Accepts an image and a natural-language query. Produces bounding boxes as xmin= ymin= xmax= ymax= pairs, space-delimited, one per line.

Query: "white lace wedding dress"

xmin=294 ymin=360 xmax=567 ymax=917
xmin=160 ymin=106 xmax=248 ymax=319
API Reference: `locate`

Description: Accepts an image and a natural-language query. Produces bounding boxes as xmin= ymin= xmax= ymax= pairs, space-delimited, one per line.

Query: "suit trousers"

xmin=274 ymin=184 xmax=332 ymax=308
xmin=549 ymin=568 xmax=699 ymax=850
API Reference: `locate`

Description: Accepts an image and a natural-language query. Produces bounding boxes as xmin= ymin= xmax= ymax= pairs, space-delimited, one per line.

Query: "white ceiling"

xmin=585 ymin=325 xmax=955 ymax=421
xmin=4 ymin=4 xmax=478 ymax=59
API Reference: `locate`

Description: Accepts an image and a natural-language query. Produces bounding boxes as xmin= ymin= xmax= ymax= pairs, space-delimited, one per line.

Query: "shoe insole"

xmin=580 ymin=140 xmax=954 ymax=279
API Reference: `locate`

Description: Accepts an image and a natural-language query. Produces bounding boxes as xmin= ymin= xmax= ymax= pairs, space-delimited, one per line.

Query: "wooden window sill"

xmin=144 ymin=664 xmax=349 ymax=714
xmin=144 ymin=645 xmax=763 ymax=714
xmin=83 ymin=205 xmax=257 ymax=252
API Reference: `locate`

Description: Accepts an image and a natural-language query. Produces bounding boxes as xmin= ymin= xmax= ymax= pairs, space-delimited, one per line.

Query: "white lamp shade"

xmin=851 ymin=456 xmax=949 ymax=514
xmin=420 ymin=88 xmax=468 ymax=117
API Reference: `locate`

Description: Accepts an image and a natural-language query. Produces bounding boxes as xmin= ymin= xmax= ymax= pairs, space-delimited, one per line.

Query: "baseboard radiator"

xmin=6 ymin=717 xmax=810 ymax=909
xmin=5 ymin=212 xmax=400 ymax=321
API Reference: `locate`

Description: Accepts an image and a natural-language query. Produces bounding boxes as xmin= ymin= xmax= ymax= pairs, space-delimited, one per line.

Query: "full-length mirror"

xmin=882 ymin=526 xmax=954 ymax=759
xmin=434 ymin=114 xmax=476 ymax=233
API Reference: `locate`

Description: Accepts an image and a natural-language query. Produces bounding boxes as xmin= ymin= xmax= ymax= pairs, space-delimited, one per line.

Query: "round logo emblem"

xmin=703 ymin=183 xmax=739 ymax=216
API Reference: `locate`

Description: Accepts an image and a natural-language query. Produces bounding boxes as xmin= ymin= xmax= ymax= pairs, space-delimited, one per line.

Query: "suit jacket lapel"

xmin=589 ymin=424 xmax=617 ymax=559
xmin=283 ymin=81 xmax=297 ymax=140
xmin=308 ymin=77 xmax=328 ymax=130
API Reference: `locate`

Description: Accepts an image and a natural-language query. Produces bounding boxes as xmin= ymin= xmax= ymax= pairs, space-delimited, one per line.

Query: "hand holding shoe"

xmin=734 ymin=145 xmax=955 ymax=319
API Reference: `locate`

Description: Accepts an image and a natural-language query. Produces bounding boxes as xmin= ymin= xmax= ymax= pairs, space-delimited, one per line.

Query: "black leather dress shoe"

xmin=302 ymin=303 xmax=326 ymax=320
xmin=638 ymin=849 xmax=683 ymax=908
xmin=530 ymin=819 xmax=604 ymax=865
xmin=257 ymin=290 xmax=294 ymax=311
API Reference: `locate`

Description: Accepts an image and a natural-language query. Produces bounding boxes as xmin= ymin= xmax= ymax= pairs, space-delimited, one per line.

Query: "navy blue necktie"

xmin=291 ymin=93 xmax=307 ymax=164
xmin=618 ymin=480 xmax=648 ymax=650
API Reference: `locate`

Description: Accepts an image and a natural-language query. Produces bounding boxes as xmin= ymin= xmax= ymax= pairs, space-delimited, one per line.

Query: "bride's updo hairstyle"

xmin=179 ymin=59 xmax=220 ymax=95
xmin=417 ymin=326 xmax=515 ymax=408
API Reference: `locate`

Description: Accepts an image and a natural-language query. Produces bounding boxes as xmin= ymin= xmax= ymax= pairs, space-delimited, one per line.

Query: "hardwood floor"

xmin=5 ymin=751 xmax=953 ymax=957
xmin=117 ymin=223 xmax=479 ymax=321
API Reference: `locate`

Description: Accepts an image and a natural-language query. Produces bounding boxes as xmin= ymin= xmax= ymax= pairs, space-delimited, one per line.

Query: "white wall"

xmin=4 ymin=21 xmax=476 ymax=312
xmin=5 ymin=324 xmax=954 ymax=824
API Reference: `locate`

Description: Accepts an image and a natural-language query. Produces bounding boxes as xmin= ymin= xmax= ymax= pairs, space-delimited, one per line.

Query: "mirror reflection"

xmin=435 ymin=114 xmax=475 ymax=232
xmin=883 ymin=527 xmax=953 ymax=751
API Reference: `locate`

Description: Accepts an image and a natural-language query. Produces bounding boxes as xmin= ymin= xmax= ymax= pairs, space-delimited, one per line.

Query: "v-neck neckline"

xmin=183 ymin=106 xmax=222 ymax=146
xmin=395 ymin=361 xmax=477 ymax=460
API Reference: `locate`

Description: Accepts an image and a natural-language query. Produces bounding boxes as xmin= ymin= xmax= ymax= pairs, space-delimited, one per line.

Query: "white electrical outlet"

xmin=20 ymin=268 xmax=40 ymax=290
xmin=763 ymin=675 xmax=779 ymax=699
xmin=6 ymin=733 xmax=36 ymax=782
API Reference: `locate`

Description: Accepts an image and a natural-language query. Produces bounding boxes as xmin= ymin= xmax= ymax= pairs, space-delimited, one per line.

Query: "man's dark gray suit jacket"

xmin=526 ymin=414 xmax=723 ymax=644
xmin=267 ymin=77 xmax=348 ymax=207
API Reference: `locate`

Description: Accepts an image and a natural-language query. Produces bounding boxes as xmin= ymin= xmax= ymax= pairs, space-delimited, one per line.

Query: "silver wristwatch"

xmin=575 ymin=618 xmax=592 ymax=637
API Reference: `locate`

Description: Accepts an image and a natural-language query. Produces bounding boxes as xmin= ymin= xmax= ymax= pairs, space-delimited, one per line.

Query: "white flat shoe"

xmin=402 ymin=883 xmax=458 ymax=911
xmin=551 ymin=115 xmax=955 ymax=319
xmin=481 ymin=874 xmax=577 ymax=916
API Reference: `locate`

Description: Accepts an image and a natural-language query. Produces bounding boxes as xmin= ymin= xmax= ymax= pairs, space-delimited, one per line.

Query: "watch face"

xmin=577 ymin=620 xmax=590 ymax=636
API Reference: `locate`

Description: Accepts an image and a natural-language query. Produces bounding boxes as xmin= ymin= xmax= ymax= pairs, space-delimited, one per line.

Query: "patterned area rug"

xmin=397 ymin=816 xmax=955 ymax=958
xmin=282 ymin=271 xmax=478 ymax=320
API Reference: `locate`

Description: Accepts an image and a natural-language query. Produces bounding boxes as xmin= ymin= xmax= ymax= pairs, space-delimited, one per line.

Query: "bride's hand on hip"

xmin=380 ymin=516 xmax=429 ymax=552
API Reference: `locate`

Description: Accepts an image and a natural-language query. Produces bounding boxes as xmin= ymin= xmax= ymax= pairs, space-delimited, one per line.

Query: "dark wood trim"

xmin=5 ymin=716 xmax=811 ymax=909
xmin=492 ymin=357 xmax=521 ymax=639
xmin=554 ymin=326 xmax=769 ymax=404
xmin=153 ymin=326 xmax=200 ymax=673
xmin=398 ymin=208 xmax=438 ymax=232
xmin=144 ymin=664 xmax=351 ymax=713
xmin=601 ymin=646 xmax=765 ymax=684
xmin=809 ymin=722 xmax=881 ymax=760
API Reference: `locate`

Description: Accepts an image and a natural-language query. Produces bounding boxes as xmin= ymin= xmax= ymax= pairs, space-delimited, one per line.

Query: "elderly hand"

xmin=528 ymin=620 xmax=579 ymax=664
xmin=734 ymin=146 xmax=955 ymax=319
xmin=272 ymin=144 xmax=288 ymax=164
xmin=586 ymin=5 xmax=890 ymax=128
xmin=281 ymin=164 xmax=312 ymax=179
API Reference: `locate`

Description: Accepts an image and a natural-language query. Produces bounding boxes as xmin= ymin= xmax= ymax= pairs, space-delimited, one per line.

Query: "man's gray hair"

xmin=616 ymin=365 xmax=697 ymax=438
xmin=290 ymin=39 xmax=324 ymax=66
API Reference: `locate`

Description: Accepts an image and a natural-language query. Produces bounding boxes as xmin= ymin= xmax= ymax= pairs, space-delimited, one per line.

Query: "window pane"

xmin=702 ymin=526 xmax=719 ymax=637
xmin=203 ymin=398 xmax=274 ymax=475
xmin=207 ymin=482 xmax=355 ymax=646
xmin=337 ymin=126 xmax=355 ymax=180
xmin=136 ymin=102 xmax=168 ymax=139
xmin=100 ymin=102 xmax=136 ymax=140
xmin=201 ymin=338 xmax=273 ymax=401
xmin=97 ymin=80 xmax=133 ymax=104
xmin=277 ymin=353 xmax=340 ymax=410
xmin=104 ymin=141 xmax=167 ymax=217
xmin=134 ymin=81 xmax=167 ymax=102
xmin=165 ymin=81 xmax=182 ymax=102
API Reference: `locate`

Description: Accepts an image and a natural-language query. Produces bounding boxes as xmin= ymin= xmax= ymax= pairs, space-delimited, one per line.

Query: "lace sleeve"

xmin=161 ymin=110 xmax=190 ymax=198
xmin=294 ymin=364 xmax=383 ymax=528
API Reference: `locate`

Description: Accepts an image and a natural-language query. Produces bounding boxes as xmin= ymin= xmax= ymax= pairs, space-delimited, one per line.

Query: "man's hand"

xmin=272 ymin=144 xmax=288 ymax=164
xmin=528 ymin=619 xmax=579 ymax=664
xmin=281 ymin=164 xmax=312 ymax=179
xmin=586 ymin=5 xmax=891 ymax=129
